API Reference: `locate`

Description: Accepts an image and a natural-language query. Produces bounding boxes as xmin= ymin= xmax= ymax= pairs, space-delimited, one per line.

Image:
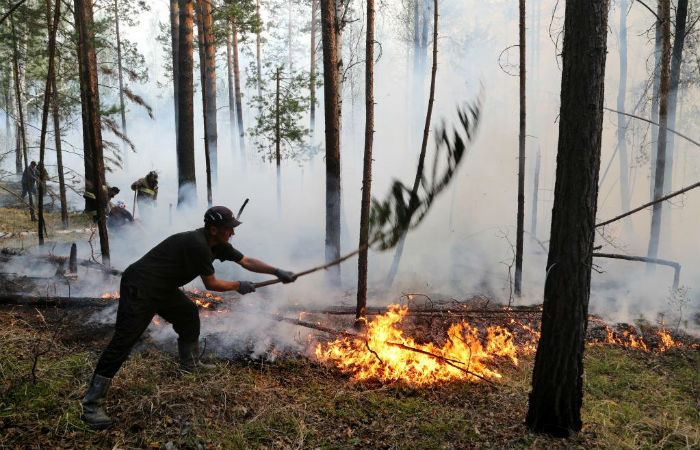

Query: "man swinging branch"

xmin=81 ymin=206 xmax=296 ymax=429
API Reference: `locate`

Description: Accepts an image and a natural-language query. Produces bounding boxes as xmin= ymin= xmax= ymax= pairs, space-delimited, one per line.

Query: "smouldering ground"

xmin=0 ymin=308 xmax=697 ymax=450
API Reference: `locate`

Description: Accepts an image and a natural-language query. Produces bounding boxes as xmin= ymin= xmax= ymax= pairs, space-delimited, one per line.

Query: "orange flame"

xmin=100 ymin=290 xmax=119 ymax=299
xmin=314 ymin=305 xmax=531 ymax=385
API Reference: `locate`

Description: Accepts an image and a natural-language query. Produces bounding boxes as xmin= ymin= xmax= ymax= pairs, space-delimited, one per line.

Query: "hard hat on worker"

xmin=204 ymin=206 xmax=242 ymax=228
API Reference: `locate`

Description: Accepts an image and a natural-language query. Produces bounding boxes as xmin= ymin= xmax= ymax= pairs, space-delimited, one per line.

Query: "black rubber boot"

xmin=178 ymin=340 xmax=216 ymax=373
xmin=81 ymin=374 xmax=112 ymax=430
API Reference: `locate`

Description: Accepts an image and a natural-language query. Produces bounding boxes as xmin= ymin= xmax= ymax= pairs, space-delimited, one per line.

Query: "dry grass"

xmin=0 ymin=308 xmax=697 ymax=450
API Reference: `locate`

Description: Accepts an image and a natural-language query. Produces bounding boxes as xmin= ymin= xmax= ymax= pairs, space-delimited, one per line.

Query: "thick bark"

xmin=114 ymin=0 xmax=128 ymax=167
xmin=333 ymin=0 xmax=344 ymax=135
xmin=310 ymin=0 xmax=317 ymax=134
xmin=526 ymin=0 xmax=609 ymax=436
xmin=514 ymin=0 xmax=526 ymax=296
xmin=37 ymin=0 xmax=61 ymax=245
xmin=616 ymin=0 xmax=631 ymax=224
xmin=73 ymin=2 xmax=93 ymax=212
xmin=75 ymin=0 xmax=110 ymax=265
xmin=386 ymin=0 xmax=438 ymax=286
xmin=320 ymin=0 xmax=341 ymax=285
xmin=232 ymin=22 xmax=245 ymax=156
xmin=176 ymin=0 xmax=196 ymax=206
xmin=356 ymin=0 xmax=374 ymax=320
xmin=201 ymin=0 xmax=217 ymax=184
xmin=10 ymin=15 xmax=34 ymax=221
xmin=170 ymin=0 xmax=180 ymax=140
xmin=647 ymin=0 xmax=670 ymax=262
xmin=195 ymin=0 xmax=212 ymax=205
xmin=8 ymin=60 xmax=21 ymax=175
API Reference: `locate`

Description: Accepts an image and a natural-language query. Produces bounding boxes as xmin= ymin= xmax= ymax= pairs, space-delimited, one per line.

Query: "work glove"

xmin=237 ymin=281 xmax=256 ymax=295
xmin=274 ymin=268 xmax=297 ymax=284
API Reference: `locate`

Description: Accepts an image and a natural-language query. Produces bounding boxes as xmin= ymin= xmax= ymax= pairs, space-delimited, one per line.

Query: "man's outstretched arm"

xmin=238 ymin=257 xmax=296 ymax=283
xmin=200 ymin=274 xmax=255 ymax=294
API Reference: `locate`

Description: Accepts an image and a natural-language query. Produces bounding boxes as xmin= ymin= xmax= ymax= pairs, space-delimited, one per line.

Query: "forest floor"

xmin=1 ymin=204 xmax=699 ymax=450
xmin=0 ymin=306 xmax=698 ymax=450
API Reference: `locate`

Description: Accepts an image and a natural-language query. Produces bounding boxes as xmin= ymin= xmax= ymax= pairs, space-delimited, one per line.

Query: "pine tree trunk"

xmin=51 ymin=74 xmax=68 ymax=228
xmin=320 ymin=0 xmax=341 ymax=285
xmin=650 ymin=3 xmax=661 ymax=201
xmin=276 ymin=67 xmax=281 ymax=216
xmin=10 ymin=15 xmax=34 ymax=221
xmin=195 ymin=0 xmax=212 ymax=205
xmin=37 ymin=0 xmax=61 ymax=245
xmin=226 ymin=21 xmax=236 ymax=153
xmin=514 ymin=0 xmax=526 ymax=296
xmin=525 ymin=0 xmax=609 ymax=436
xmin=232 ymin=22 xmax=245 ymax=156
xmin=530 ymin=147 xmax=540 ymax=238
xmin=310 ymin=0 xmax=317 ymax=134
xmin=75 ymin=0 xmax=110 ymax=265
xmin=9 ymin=60 xmax=21 ymax=175
xmin=201 ymin=0 xmax=217 ymax=185
xmin=288 ymin=0 xmax=293 ymax=71
xmin=647 ymin=0 xmax=671 ymax=262
xmin=386 ymin=0 xmax=438 ymax=287
xmin=176 ymin=0 xmax=195 ymax=206
xmin=114 ymin=0 xmax=128 ymax=167
xmin=256 ymin=0 xmax=262 ymax=98
xmin=662 ymin=0 xmax=688 ymax=220
xmin=356 ymin=0 xmax=374 ymax=320
xmin=333 ymin=0 xmax=344 ymax=136
xmin=616 ymin=0 xmax=631 ymax=226
xmin=73 ymin=3 xmax=93 ymax=212
xmin=170 ymin=0 xmax=180 ymax=142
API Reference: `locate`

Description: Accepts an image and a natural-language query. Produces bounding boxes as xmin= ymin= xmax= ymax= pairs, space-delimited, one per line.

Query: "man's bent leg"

xmin=157 ymin=292 xmax=213 ymax=372
xmin=83 ymin=283 xmax=154 ymax=428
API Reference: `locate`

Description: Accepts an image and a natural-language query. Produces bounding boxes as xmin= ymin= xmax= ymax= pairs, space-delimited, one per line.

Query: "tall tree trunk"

xmin=75 ymin=0 xmax=110 ymax=265
xmin=288 ymin=0 xmax=293 ymax=71
xmin=9 ymin=60 xmax=21 ymax=175
xmin=616 ymin=0 xmax=631 ymax=227
xmin=201 ymin=0 xmax=217 ymax=184
xmin=320 ymin=0 xmax=341 ymax=285
xmin=386 ymin=0 xmax=438 ymax=287
xmin=226 ymin=21 xmax=236 ymax=153
xmin=650 ymin=2 xmax=661 ymax=201
xmin=333 ymin=0 xmax=344 ymax=136
xmin=195 ymin=0 xmax=212 ymax=205
xmin=662 ymin=0 xmax=688 ymax=228
xmin=647 ymin=0 xmax=671 ymax=262
xmin=51 ymin=74 xmax=68 ymax=228
xmin=526 ymin=0 xmax=609 ymax=436
xmin=73 ymin=3 xmax=93 ymax=212
xmin=176 ymin=0 xmax=196 ymax=206
xmin=114 ymin=0 xmax=128 ymax=167
xmin=530 ymin=147 xmax=540 ymax=238
xmin=256 ymin=0 xmax=262 ymax=98
xmin=356 ymin=0 xmax=374 ymax=320
xmin=310 ymin=0 xmax=317 ymax=134
xmin=514 ymin=0 xmax=526 ymax=296
xmin=37 ymin=0 xmax=61 ymax=245
xmin=170 ymin=0 xmax=179 ymax=145
xmin=232 ymin=21 xmax=245 ymax=158
xmin=276 ymin=67 xmax=281 ymax=216
xmin=10 ymin=15 xmax=34 ymax=221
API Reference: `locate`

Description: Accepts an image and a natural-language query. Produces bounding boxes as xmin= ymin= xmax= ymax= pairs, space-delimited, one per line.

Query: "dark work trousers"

xmin=94 ymin=278 xmax=200 ymax=378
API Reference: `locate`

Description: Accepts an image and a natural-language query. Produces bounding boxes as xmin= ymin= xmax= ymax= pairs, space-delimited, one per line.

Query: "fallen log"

xmin=0 ymin=294 xmax=114 ymax=308
xmin=592 ymin=252 xmax=681 ymax=289
xmin=280 ymin=305 xmax=542 ymax=316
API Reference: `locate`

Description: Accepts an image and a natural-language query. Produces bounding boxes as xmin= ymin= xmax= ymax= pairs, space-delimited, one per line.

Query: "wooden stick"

xmin=253 ymin=244 xmax=369 ymax=289
xmin=595 ymin=181 xmax=700 ymax=228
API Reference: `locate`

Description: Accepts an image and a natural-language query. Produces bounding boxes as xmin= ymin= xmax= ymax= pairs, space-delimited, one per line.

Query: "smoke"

xmin=2 ymin=0 xmax=698 ymax=347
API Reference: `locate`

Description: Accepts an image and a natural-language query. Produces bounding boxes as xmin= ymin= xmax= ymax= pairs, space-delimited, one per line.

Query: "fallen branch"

xmin=596 ymin=181 xmax=700 ymax=228
xmin=593 ymin=252 xmax=680 ymax=289
xmin=0 ymin=294 xmax=113 ymax=308
xmin=281 ymin=305 xmax=542 ymax=316
xmin=603 ymin=107 xmax=700 ymax=148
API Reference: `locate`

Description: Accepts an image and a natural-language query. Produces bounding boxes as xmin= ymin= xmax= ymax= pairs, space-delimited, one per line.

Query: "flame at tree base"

xmin=314 ymin=305 xmax=530 ymax=386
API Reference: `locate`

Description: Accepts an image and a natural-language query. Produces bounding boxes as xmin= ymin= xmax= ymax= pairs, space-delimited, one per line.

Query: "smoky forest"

xmin=0 ymin=0 xmax=698 ymax=448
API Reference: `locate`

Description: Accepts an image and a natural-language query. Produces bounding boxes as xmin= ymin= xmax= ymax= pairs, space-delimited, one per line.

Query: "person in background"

xmin=21 ymin=161 xmax=38 ymax=199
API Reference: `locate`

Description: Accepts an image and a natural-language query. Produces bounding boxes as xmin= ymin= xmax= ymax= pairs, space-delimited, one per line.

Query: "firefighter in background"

xmin=107 ymin=200 xmax=135 ymax=230
xmin=131 ymin=171 xmax=158 ymax=220
xmin=21 ymin=161 xmax=38 ymax=199
xmin=84 ymin=185 xmax=120 ymax=220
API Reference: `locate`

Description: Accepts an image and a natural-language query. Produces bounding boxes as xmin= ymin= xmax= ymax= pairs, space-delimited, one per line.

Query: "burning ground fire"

xmin=313 ymin=305 xmax=697 ymax=386
xmin=101 ymin=288 xmax=223 ymax=310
